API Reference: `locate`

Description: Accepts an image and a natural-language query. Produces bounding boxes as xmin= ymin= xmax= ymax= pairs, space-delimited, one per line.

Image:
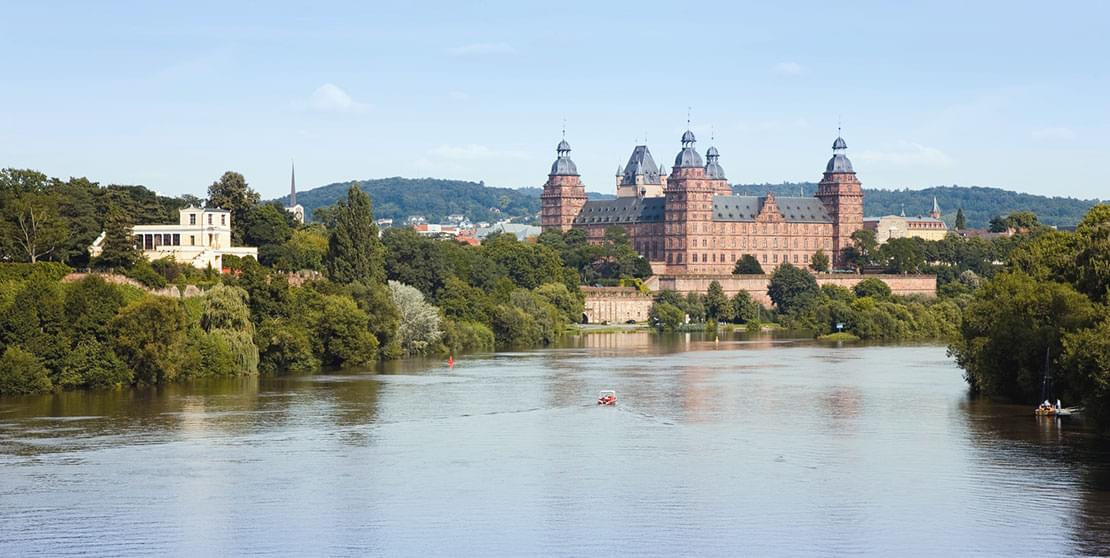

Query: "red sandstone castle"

xmin=540 ymin=130 xmax=864 ymax=274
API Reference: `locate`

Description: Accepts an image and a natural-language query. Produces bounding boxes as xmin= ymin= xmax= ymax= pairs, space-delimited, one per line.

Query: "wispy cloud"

xmin=308 ymin=83 xmax=369 ymax=114
xmin=773 ymin=61 xmax=804 ymax=76
xmin=857 ymin=141 xmax=954 ymax=168
xmin=446 ymin=42 xmax=515 ymax=57
xmin=429 ymin=144 xmax=528 ymax=161
xmin=1031 ymin=127 xmax=1076 ymax=141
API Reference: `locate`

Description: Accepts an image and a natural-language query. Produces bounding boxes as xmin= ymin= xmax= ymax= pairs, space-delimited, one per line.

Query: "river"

xmin=2 ymin=333 xmax=1109 ymax=557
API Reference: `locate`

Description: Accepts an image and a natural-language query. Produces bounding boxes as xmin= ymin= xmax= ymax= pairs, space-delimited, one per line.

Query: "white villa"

xmin=89 ymin=206 xmax=258 ymax=270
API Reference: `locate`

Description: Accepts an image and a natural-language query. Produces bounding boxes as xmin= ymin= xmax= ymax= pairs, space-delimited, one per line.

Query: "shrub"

xmin=59 ymin=339 xmax=131 ymax=389
xmin=110 ymin=297 xmax=190 ymax=384
xmin=64 ymin=275 xmax=125 ymax=344
xmin=854 ymin=277 xmax=892 ymax=299
xmin=649 ymin=302 xmax=685 ymax=331
xmin=124 ymin=259 xmax=167 ymax=289
xmin=0 ymin=346 xmax=52 ymax=395
xmin=388 ymin=280 xmax=444 ymax=356
xmin=442 ymin=319 xmax=495 ymax=354
xmin=492 ymin=304 xmax=541 ymax=348
xmin=256 ymin=319 xmax=319 ymax=374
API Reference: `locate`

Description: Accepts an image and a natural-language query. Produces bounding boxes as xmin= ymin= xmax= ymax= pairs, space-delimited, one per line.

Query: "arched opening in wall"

xmin=581 ymin=313 xmax=590 ymax=324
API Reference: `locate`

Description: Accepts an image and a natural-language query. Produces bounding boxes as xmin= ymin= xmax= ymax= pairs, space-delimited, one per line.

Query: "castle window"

xmin=189 ymin=214 xmax=197 ymax=225
xmin=773 ymin=254 xmax=779 ymax=263
xmin=762 ymin=254 xmax=768 ymax=263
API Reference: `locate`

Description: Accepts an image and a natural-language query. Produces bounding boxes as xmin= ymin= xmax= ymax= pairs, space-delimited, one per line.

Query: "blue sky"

xmin=2 ymin=0 xmax=1108 ymax=200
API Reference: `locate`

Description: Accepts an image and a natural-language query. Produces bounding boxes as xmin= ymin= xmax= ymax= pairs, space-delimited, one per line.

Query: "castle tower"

xmin=617 ymin=145 xmax=664 ymax=198
xmin=704 ymin=145 xmax=731 ymax=196
xmin=540 ymin=138 xmax=587 ymax=232
xmin=930 ymin=196 xmax=941 ymax=219
xmin=664 ymin=129 xmax=714 ymax=273
xmin=815 ymin=134 xmax=864 ymax=268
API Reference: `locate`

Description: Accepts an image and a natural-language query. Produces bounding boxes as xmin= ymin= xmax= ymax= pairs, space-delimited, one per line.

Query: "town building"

xmin=540 ymin=130 xmax=863 ymax=273
xmin=89 ymin=206 xmax=258 ymax=269
xmin=863 ymin=198 xmax=949 ymax=243
xmin=285 ymin=161 xmax=305 ymax=224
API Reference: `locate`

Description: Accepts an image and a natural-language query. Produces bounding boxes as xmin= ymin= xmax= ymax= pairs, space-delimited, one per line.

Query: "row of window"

xmin=187 ymin=213 xmax=227 ymax=226
xmin=665 ymin=252 xmax=813 ymax=265
xmin=136 ymin=233 xmax=216 ymax=249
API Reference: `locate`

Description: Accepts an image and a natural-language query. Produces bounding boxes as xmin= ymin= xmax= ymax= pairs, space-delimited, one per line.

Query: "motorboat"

xmin=597 ymin=390 xmax=617 ymax=406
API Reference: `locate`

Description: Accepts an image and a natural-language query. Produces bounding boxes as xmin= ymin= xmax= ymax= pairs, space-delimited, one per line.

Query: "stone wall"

xmin=581 ymin=286 xmax=654 ymax=324
xmin=62 ymin=272 xmax=205 ymax=298
xmin=653 ymin=273 xmax=936 ymax=307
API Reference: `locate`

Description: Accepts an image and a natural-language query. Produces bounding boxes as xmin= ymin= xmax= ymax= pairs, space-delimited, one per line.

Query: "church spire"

xmin=930 ymin=196 xmax=941 ymax=219
xmin=289 ymin=160 xmax=297 ymax=207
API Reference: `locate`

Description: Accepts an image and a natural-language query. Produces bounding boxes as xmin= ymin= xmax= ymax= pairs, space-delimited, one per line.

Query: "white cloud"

xmin=308 ymin=83 xmax=368 ymax=114
xmin=446 ymin=42 xmax=515 ymax=57
xmin=857 ymin=141 xmax=954 ymax=168
xmin=1031 ymin=127 xmax=1076 ymax=141
xmin=429 ymin=144 xmax=528 ymax=161
xmin=773 ymin=61 xmax=804 ymax=76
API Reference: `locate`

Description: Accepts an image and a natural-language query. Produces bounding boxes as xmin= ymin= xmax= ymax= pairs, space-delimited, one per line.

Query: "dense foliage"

xmin=950 ymin=204 xmax=1110 ymax=429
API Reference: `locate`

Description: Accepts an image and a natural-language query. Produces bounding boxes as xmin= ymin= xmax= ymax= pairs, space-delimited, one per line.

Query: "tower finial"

xmin=561 ymin=117 xmax=566 ymax=140
xmin=687 ymin=106 xmax=691 ymax=128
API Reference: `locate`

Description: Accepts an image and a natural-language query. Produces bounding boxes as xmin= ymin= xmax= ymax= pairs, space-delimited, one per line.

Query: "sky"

xmin=2 ymin=0 xmax=1108 ymax=201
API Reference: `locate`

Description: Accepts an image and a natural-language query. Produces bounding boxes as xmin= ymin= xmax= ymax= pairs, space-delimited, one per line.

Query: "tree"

xmin=59 ymin=339 xmax=131 ymax=389
xmin=256 ymin=319 xmax=318 ymax=374
xmin=879 ymin=237 xmax=925 ymax=274
xmin=705 ymin=280 xmax=730 ymax=321
xmin=733 ymin=254 xmax=764 ymax=274
xmin=730 ymin=291 xmax=760 ymax=323
xmin=110 ymin=297 xmax=191 ymax=384
xmin=767 ymin=263 xmax=819 ymax=312
xmin=853 ymin=277 xmax=892 ymax=299
xmin=649 ymin=302 xmax=685 ymax=331
xmin=281 ymin=226 xmax=329 ymax=272
xmin=810 ymin=249 xmax=830 ymax=273
xmin=201 ymin=285 xmax=254 ymax=334
xmin=325 ymin=185 xmax=385 ymax=285
xmin=955 ymin=208 xmax=967 ymax=231
xmin=382 ymin=227 xmax=449 ymax=297
xmin=206 ymin=171 xmax=260 ymax=244
xmin=242 ymin=203 xmax=293 ymax=249
xmin=1 ymin=191 xmax=68 ymax=263
xmin=64 ymin=275 xmax=125 ymax=344
xmin=0 ymin=346 xmax=52 ymax=395
xmin=95 ymin=203 xmax=139 ymax=270
xmin=388 ymin=281 xmax=444 ymax=355
xmin=844 ymin=229 xmax=878 ymax=269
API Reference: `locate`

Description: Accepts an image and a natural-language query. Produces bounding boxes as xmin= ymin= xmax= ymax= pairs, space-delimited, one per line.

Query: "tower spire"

xmin=289 ymin=159 xmax=297 ymax=207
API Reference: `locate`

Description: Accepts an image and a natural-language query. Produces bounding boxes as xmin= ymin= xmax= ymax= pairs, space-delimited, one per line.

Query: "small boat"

xmin=597 ymin=390 xmax=617 ymax=406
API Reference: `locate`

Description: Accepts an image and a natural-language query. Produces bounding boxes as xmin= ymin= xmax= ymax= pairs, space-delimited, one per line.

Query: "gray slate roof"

xmin=573 ymin=197 xmax=665 ymax=226
xmin=825 ymin=154 xmax=853 ymax=173
xmin=713 ymin=195 xmax=832 ymax=223
xmin=621 ymin=145 xmax=662 ymax=185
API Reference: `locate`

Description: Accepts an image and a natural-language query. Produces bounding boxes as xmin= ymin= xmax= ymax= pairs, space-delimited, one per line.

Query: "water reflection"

xmin=2 ymin=339 xmax=1110 ymax=556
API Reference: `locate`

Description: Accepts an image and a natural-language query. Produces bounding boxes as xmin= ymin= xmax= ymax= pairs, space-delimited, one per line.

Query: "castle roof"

xmin=674 ymin=129 xmax=703 ymax=168
xmin=621 ymin=145 xmax=662 ymax=185
xmin=704 ymin=145 xmax=726 ymax=179
xmin=572 ymin=197 xmax=666 ymax=225
xmin=825 ymin=134 xmax=854 ymax=173
xmin=712 ymin=195 xmax=832 ymax=223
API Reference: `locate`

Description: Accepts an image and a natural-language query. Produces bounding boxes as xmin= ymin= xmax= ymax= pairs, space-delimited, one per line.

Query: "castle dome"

xmin=674 ymin=129 xmax=704 ymax=168
xmin=704 ymin=145 xmax=726 ymax=179
xmin=825 ymin=134 xmax=854 ymax=173
xmin=550 ymin=139 xmax=579 ymax=176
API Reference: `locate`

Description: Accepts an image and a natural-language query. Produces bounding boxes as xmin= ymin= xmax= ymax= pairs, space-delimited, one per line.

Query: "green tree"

xmin=853 ymin=277 xmax=892 ymax=299
xmin=733 ymin=254 xmax=764 ymax=274
xmin=95 ymin=203 xmax=139 ymax=270
xmin=730 ymin=291 xmax=761 ymax=323
xmin=59 ymin=339 xmax=131 ymax=389
xmin=281 ymin=226 xmax=329 ymax=272
xmin=955 ymin=208 xmax=967 ymax=230
xmin=649 ymin=302 xmax=685 ymax=331
xmin=0 ymin=278 xmax=66 ymax=371
xmin=382 ymin=227 xmax=449 ymax=297
xmin=325 ymin=185 xmax=385 ymax=285
xmin=64 ymin=275 xmax=125 ymax=344
xmin=879 ymin=237 xmax=925 ymax=274
xmin=767 ymin=263 xmax=819 ymax=312
xmin=1 ymin=191 xmax=69 ymax=263
xmin=256 ymin=319 xmax=319 ymax=374
xmin=206 ymin=171 xmax=260 ymax=244
xmin=201 ymin=285 xmax=254 ymax=334
xmin=0 ymin=346 xmax=52 ymax=395
xmin=810 ymin=249 xmax=830 ymax=273
xmin=535 ymin=282 xmax=585 ymax=324
xmin=110 ymin=297 xmax=191 ymax=384
xmin=705 ymin=280 xmax=730 ymax=321
xmin=844 ymin=229 xmax=878 ymax=270
xmin=491 ymin=304 xmax=541 ymax=347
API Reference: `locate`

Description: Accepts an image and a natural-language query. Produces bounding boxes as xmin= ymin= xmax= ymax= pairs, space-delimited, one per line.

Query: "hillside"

xmin=283 ymin=177 xmax=1101 ymax=230
xmin=733 ymin=183 xmax=1103 ymax=228
xmin=277 ymin=177 xmax=539 ymax=223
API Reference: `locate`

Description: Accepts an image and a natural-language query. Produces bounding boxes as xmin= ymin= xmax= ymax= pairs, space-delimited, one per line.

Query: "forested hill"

xmin=284 ymin=176 xmax=1099 ymax=229
xmin=277 ymin=178 xmax=540 ymax=223
xmin=732 ymin=183 xmax=1102 ymax=229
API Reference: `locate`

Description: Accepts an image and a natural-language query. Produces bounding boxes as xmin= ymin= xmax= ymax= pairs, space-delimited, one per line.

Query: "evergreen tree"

xmin=732 ymin=254 xmax=765 ymax=274
xmin=325 ymin=184 xmax=385 ymax=285
xmin=95 ymin=204 xmax=138 ymax=270
xmin=705 ymin=280 xmax=730 ymax=321
xmin=955 ymin=207 xmax=967 ymax=230
xmin=767 ymin=263 xmax=819 ymax=312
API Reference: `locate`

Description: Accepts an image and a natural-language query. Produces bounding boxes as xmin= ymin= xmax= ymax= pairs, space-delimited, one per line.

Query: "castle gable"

xmin=711 ymin=195 xmax=832 ymax=224
xmin=621 ymin=146 xmax=661 ymax=185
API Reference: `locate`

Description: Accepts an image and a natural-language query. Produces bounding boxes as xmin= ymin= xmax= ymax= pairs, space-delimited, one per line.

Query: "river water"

xmin=2 ymin=333 xmax=1110 ymax=557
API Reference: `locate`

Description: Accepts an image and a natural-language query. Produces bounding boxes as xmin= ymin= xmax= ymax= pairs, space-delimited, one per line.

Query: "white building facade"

xmin=90 ymin=206 xmax=258 ymax=270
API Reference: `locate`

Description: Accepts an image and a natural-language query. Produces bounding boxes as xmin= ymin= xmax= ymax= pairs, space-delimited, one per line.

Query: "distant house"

xmin=88 ymin=206 xmax=258 ymax=269
xmin=447 ymin=213 xmax=466 ymax=224
xmin=477 ymin=222 xmax=542 ymax=241
xmin=376 ymin=218 xmax=394 ymax=229
xmin=863 ymin=197 xmax=949 ymax=243
xmin=406 ymin=215 xmax=427 ymax=225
